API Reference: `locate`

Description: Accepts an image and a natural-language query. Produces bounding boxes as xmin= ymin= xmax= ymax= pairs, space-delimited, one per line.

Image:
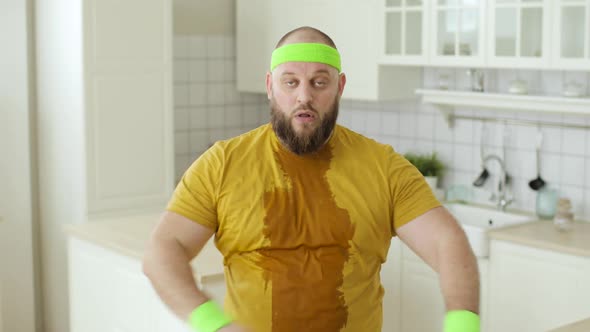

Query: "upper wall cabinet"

xmin=379 ymin=0 xmax=590 ymax=71
xmin=552 ymin=0 xmax=590 ymax=70
xmin=37 ymin=0 xmax=174 ymax=217
xmin=84 ymin=0 xmax=175 ymax=214
xmin=487 ymin=0 xmax=551 ymax=68
xmin=429 ymin=0 xmax=487 ymax=67
xmin=379 ymin=0 xmax=488 ymax=67
xmin=380 ymin=0 xmax=429 ymax=65
xmin=488 ymin=0 xmax=590 ymax=70
xmin=235 ymin=0 xmax=272 ymax=95
xmin=236 ymin=0 xmax=422 ymax=100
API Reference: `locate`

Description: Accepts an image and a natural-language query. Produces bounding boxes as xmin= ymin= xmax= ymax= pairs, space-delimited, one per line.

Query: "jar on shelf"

xmin=553 ymin=198 xmax=574 ymax=232
xmin=535 ymin=187 xmax=558 ymax=220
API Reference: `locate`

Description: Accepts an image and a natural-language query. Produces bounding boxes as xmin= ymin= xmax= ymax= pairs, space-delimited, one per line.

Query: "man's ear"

xmin=265 ymin=71 xmax=273 ymax=100
xmin=337 ymin=73 xmax=347 ymax=97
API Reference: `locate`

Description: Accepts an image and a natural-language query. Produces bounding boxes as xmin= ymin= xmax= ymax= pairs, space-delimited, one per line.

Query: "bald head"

xmin=275 ymin=26 xmax=337 ymax=49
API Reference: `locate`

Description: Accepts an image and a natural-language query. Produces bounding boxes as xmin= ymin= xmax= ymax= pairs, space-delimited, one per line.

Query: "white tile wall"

xmin=173 ymin=34 xmax=590 ymax=220
xmin=173 ymin=35 xmax=268 ymax=181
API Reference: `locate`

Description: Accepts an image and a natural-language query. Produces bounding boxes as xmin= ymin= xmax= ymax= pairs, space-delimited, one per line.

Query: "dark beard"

xmin=270 ymin=98 xmax=339 ymax=155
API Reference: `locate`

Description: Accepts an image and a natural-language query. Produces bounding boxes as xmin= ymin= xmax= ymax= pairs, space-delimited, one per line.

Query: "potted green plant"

xmin=404 ymin=152 xmax=445 ymax=189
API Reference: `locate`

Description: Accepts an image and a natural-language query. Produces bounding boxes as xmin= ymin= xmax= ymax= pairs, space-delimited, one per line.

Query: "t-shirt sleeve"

xmin=388 ymin=149 xmax=441 ymax=234
xmin=166 ymin=143 xmax=224 ymax=230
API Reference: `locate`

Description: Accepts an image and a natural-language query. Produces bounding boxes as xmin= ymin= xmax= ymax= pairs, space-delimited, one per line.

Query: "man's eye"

xmin=285 ymin=81 xmax=297 ymax=87
xmin=314 ymin=81 xmax=327 ymax=87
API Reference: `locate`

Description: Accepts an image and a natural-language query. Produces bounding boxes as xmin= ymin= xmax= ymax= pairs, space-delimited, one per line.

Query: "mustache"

xmin=292 ymin=103 xmax=318 ymax=114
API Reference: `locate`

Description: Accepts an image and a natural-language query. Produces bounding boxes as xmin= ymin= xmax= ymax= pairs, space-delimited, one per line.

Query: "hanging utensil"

xmin=473 ymin=121 xmax=489 ymax=187
xmin=529 ymin=128 xmax=546 ymax=191
xmin=501 ymin=122 xmax=512 ymax=191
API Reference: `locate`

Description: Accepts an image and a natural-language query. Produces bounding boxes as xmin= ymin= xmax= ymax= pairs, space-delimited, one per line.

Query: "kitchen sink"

xmin=444 ymin=203 xmax=534 ymax=258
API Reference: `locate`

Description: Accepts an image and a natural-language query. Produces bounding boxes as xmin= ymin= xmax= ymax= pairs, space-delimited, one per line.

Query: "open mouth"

xmin=294 ymin=111 xmax=317 ymax=119
xmin=293 ymin=112 xmax=317 ymax=123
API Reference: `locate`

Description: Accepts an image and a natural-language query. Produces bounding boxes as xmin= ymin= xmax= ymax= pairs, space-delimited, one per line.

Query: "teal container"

xmin=536 ymin=187 xmax=559 ymax=219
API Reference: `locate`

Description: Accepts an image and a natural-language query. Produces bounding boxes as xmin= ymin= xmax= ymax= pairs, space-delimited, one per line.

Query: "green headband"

xmin=270 ymin=43 xmax=341 ymax=72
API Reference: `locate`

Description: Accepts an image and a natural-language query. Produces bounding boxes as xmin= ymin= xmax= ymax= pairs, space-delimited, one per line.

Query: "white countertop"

xmin=63 ymin=213 xmax=225 ymax=279
xmin=549 ymin=317 xmax=590 ymax=332
xmin=489 ymin=220 xmax=590 ymax=257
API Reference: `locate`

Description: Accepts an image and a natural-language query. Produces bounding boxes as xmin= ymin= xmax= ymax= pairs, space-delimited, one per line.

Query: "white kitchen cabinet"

xmin=380 ymin=0 xmax=429 ymax=65
xmin=429 ymin=0 xmax=487 ymax=67
xmin=487 ymin=0 xmax=551 ymax=68
xmin=381 ymin=238 xmax=489 ymax=332
xmin=82 ymin=0 xmax=175 ymax=214
xmin=552 ymin=0 xmax=590 ymax=70
xmin=379 ymin=0 xmax=590 ymax=70
xmin=490 ymin=0 xmax=590 ymax=70
xmin=381 ymin=238 xmax=403 ymax=332
xmin=488 ymin=240 xmax=590 ymax=332
xmin=399 ymin=246 xmax=445 ymax=332
xmin=379 ymin=0 xmax=488 ymax=67
xmin=236 ymin=0 xmax=422 ymax=101
xmin=68 ymin=236 xmax=226 ymax=332
xmin=36 ymin=1 xmax=174 ymax=330
xmin=380 ymin=0 xmax=488 ymax=67
xmin=486 ymin=0 xmax=590 ymax=70
xmin=69 ymin=238 xmax=159 ymax=332
xmin=37 ymin=0 xmax=174 ymax=218
xmin=235 ymin=0 xmax=272 ymax=95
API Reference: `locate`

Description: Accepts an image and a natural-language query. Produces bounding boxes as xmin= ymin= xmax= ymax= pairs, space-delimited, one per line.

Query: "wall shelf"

xmin=415 ymin=89 xmax=590 ymax=115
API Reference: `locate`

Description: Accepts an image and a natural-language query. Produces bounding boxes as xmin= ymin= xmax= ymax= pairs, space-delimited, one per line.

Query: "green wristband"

xmin=444 ymin=310 xmax=480 ymax=332
xmin=188 ymin=301 xmax=233 ymax=332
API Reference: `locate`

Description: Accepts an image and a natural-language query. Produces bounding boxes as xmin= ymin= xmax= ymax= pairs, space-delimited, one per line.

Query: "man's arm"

xmin=142 ymin=211 xmax=215 ymax=319
xmin=396 ymin=206 xmax=480 ymax=314
xmin=143 ymin=211 xmax=247 ymax=332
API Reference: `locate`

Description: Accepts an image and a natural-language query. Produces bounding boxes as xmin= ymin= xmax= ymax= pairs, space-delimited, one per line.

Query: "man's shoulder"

xmin=334 ymin=125 xmax=394 ymax=155
xmin=213 ymin=124 xmax=272 ymax=156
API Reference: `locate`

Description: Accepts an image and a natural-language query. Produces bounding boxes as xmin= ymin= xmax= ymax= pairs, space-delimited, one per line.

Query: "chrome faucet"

xmin=483 ymin=154 xmax=513 ymax=211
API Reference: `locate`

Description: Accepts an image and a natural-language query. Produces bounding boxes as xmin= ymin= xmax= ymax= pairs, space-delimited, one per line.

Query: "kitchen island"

xmin=488 ymin=220 xmax=590 ymax=332
xmin=488 ymin=219 xmax=590 ymax=257
xmin=64 ymin=213 xmax=225 ymax=332
xmin=64 ymin=211 xmax=590 ymax=332
xmin=549 ymin=317 xmax=590 ymax=332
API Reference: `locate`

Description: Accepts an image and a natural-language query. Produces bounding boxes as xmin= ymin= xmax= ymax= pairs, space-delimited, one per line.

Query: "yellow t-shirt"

xmin=167 ymin=124 xmax=440 ymax=332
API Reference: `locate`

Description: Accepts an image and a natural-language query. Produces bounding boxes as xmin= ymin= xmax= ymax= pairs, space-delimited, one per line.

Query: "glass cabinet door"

xmin=430 ymin=0 xmax=485 ymax=66
xmin=554 ymin=0 xmax=590 ymax=69
xmin=560 ymin=6 xmax=586 ymax=58
xmin=489 ymin=0 xmax=549 ymax=68
xmin=382 ymin=0 xmax=427 ymax=64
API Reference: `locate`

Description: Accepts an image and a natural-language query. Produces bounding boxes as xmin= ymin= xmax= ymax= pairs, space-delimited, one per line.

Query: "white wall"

xmin=172 ymin=1 xmax=268 ymax=181
xmin=0 ymin=0 xmax=40 ymax=331
xmin=173 ymin=0 xmax=234 ymax=35
xmin=172 ymin=35 xmax=268 ymax=180
xmin=35 ymin=0 xmax=85 ymax=331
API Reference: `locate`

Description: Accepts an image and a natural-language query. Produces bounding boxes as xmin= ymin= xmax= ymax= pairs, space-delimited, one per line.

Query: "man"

xmin=143 ymin=26 xmax=480 ymax=332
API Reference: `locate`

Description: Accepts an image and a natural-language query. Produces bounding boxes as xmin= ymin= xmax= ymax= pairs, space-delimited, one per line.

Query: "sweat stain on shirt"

xmin=261 ymin=143 xmax=355 ymax=331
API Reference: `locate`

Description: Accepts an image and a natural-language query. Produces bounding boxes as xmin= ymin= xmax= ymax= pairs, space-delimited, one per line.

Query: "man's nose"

xmin=296 ymin=82 xmax=313 ymax=105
